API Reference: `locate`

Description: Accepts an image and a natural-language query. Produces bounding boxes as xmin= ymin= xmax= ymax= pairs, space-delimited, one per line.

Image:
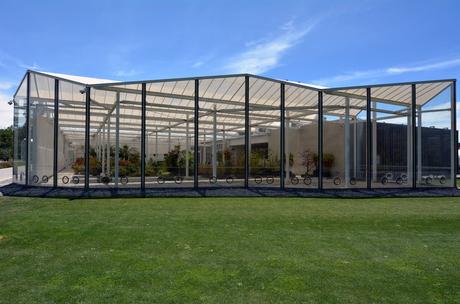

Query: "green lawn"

xmin=0 ymin=196 xmax=459 ymax=303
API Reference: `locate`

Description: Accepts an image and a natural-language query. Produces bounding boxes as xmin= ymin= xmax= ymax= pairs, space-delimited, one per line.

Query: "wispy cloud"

xmin=313 ymin=57 xmax=460 ymax=86
xmin=191 ymin=61 xmax=204 ymax=68
xmin=18 ymin=62 xmax=40 ymax=70
xmin=0 ymin=92 xmax=13 ymax=128
xmin=0 ymin=81 xmax=13 ymax=90
xmin=0 ymin=50 xmax=41 ymax=71
xmin=114 ymin=69 xmax=140 ymax=78
xmin=386 ymin=58 xmax=460 ymax=74
xmin=224 ymin=20 xmax=316 ymax=74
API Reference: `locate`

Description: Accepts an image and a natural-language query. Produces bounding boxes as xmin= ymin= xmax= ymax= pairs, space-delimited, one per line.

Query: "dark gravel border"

xmin=1 ymin=183 xmax=459 ymax=199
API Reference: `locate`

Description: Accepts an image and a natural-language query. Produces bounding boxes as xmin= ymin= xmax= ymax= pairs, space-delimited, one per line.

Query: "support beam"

xmin=115 ymin=92 xmax=120 ymax=187
xmin=417 ymin=105 xmax=422 ymax=183
xmin=318 ymin=91 xmax=323 ymax=190
xmin=84 ymin=87 xmax=91 ymax=190
xmin=141 ymin=83 xmax=146 ymax=190
xmin=452 ymin=81 xmax=457 ymax=187
xmin=222 ymin=127 xmax=226 ymax=167
xmin=406 ymin=107 xmax=412 ymax=186
xmin=185 ymin=114 xmax=189 ymax=177
xmin=212 ymin=105 xmax=217 ymax=178
xmin=372 ymin=101 xmax=377 ymax=183
xmin=353 ymin=118 xmax=358 ymax=178
xmin=25 ymin=72 xmax=30 ymax=185
xmin=285 ymin=110 xmax=290 ymax=185
xmin=280 ymin=83 xmax=285 ymax=190
xmin=366 ymin=88 xmax=372 ymax=189
xmin=168 ymin=122 xmax=171 ymax=152
xmin=344 ymin=97 xmax=350 ymax=186
xmin=194 ymin=79 xmax=199 ymax=188
xmin=411 ymin=84 xmax=417 ymax=188
xmin=102 ymin=125 xmax=106 ymax=174
xmin=106 ymin=116 xmax=111 ymax=177
xmin=53 ymin=79 xmax=59 ymax=187
xmin=155 ymin=130 xmax=159 ymax=161
xmin=244 ymin=76 xmax=249 ymax=188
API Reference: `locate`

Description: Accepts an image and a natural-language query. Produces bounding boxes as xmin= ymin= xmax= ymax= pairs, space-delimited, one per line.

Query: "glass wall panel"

xmin=89 ymin=84 xmax=141 ymax=188
xmin=198 ymin=77 xmax=246 ymax=187
xmin=145 ymin=80 xmax=195 ymax=188
xmin=28 ymin=73 xmax=55 ymax=186
xmin=285 ymin=84 xmax=319 ymax=189
xmin=369 ymin=85 xmax=412 ymax=188
xmin=248 ymin=77 xmax=280 ymax=187
xmin=13 ymin=76 xmax=28 ymax=184
xmin=322 ymin=91 xmax=367 ymax=188
xmin=416 ymin=82 xmax=454 ymax=187
xmin=56 ymin=80 xmax=87 ymax=187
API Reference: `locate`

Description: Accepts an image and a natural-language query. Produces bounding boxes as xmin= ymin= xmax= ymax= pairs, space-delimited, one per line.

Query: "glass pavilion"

xmin=12 ymin=70 xmax=457 ymax=191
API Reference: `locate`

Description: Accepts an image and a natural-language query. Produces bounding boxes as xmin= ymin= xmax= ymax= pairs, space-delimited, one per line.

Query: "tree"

xmin=0 ymin=126 xmax=13 ymax=161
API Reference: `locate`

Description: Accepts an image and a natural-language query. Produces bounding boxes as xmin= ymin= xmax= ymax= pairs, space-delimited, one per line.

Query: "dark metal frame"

xmin=318 ymin=91 xmax=323 ymax=190
xmin=280 ymin=83 xmax=285 ymax=190
xmin=53 ymin=79 xmax=59 ymax=187
xmin=84 ymin=87 xmax=91 ymax=190
xmin=366 ymin=87 xmax=372 ymax=189
xmin=453 ymin=80 xmax=458 ymax=188
xmin=411 ymin=84 xmax=417 ymax=189
xmin=194 ymin=79 xmax=199 ymax=189
xmin=25 ymin=72 xmax=30 ymax=185
xmin=15 ymin=70 xmax=458 ymax=192
xmin=244 ymin=76 xmax=249 ymax=188
xmin=141 ymin=83 xmax=146 ymax=191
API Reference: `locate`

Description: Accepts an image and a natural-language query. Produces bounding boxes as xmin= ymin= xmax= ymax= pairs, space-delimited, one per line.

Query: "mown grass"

xmin=0 ymin=196 xmax=459 ymax=303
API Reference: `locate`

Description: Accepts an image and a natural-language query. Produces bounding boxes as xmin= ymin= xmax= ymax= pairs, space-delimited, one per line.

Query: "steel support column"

xmin=212 ymin=105 xmax=217 ymax=178
xmin=107 ymin=116 xmax=111 ymax=177
xmin=141 ymin=83 xmax=146 ymax=191
xmin=411 ymin=84 xmax=417 ymax=189
xmin=417 ymin=105 xmax=422 ymax=183
xmin=115 ymin=92 xmax=120 ymax=188
xmin=53 ymin=79 xmax=59 ymax=187
xmin=185 ymin=114 xmax=190 ymax=178
xmin=366 ymin=88 xmax=372 ymax=189
xmin=318 ymin=91 xmax=323 ymax=190
xmin=194 ymin=79 xmax=199 ymax=189
xmin=84 ymin=86 xmax=91 ymax=190
xmin=344 ymin=97 xmax=350 ymax=186
xmin=244 ymin=76 xmax=249 ymax=188
xmin=452 ymin=80 xmax=457 ymax=188
xmin=25 ymin=72 xmax=30 ymax=185
xmin=280 ymin=83 xmax=285 ymax=190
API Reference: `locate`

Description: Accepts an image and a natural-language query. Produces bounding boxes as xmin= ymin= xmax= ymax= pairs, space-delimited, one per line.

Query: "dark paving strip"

xmin=1 ymin=183 xmax=459 ymax=198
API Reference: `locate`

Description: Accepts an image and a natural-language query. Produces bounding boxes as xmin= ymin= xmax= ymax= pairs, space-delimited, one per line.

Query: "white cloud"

xmin=18 ymin=62 xmax=40 ymax=70
xmin=224 ymin=21 xmax=315 ymax=74
xmin=192 ymin=61 xmax=204 ymax=68
xmin=0 ymin=92 xmax=13 ymax=128
xmin=313 ymin=57 xmax=460 ymax=86
xmin=386 ymin=58 xmax=460 ymax=74
xmin=114 ymin=69 xmax=139 ymax=77
xmin=0 ymin=81 xmax=13 ymax=90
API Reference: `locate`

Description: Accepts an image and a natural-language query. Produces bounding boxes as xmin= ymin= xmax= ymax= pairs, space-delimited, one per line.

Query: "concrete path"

xmin=0 ymin=167 xmax=12 ymax=186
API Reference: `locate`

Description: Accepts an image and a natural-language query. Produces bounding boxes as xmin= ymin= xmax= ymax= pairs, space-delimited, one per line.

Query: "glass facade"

xmin=28 ymin=73 xmax=55 ymax=186
xmin=57 ymin=80 xmax=86 ymax=187
xmin=12 ymin=75 xmax=28 ymax=184
xmin=323 ymin=90 xmax=367 ymax=188
xmin=12 ymin=71 xmax=457 ymax=191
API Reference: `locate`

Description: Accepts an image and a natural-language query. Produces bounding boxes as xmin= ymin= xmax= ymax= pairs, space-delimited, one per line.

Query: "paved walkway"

xmin=0 ymin=168 xmax=12 ymax=186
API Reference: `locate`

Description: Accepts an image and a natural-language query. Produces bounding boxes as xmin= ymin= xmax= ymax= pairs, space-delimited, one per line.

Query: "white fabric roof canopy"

xmin=16 ymin=70 xmax=454 ymax=142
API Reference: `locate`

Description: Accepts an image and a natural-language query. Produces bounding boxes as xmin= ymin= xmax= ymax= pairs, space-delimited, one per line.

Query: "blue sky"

xmin=0 ymin=0 xmax=459 ymax=127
